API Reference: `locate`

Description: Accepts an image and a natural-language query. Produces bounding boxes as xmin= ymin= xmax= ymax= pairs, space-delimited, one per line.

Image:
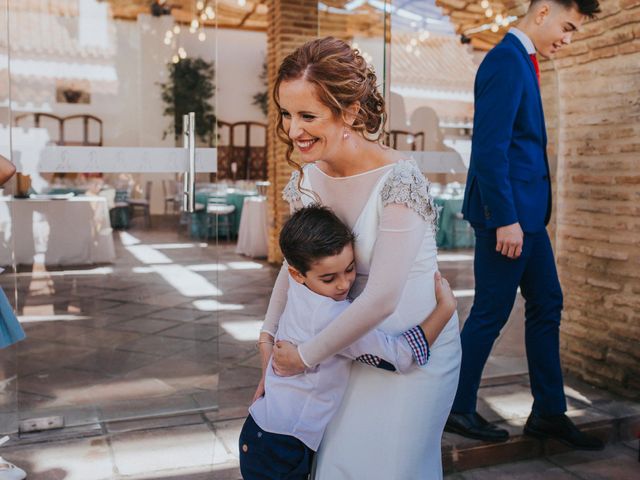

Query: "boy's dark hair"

xmin=531 ymin=0 xmax=601 ymax=18
xmin=279 ymin=205 xmax=355 ymax=275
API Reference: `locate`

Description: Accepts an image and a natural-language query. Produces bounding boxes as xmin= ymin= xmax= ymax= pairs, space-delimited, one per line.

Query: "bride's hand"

xmin=272 ymin=340 xmax=306 ymax=376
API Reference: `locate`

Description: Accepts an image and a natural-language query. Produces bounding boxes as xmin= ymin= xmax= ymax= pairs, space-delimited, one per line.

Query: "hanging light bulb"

xmin=491 ymin=23 xmax=499 ymax=32
xmin=164 ymin=37 xmax=171 ymax=45
xmin=191 ymin=19 xmax=199 ymax=29
xmin=419 ymin=30 xmax=430 ymax=42
xmin=410 ymin=38 xmax=418 ymax=47
xmin=485 ymin=8 xmax=493 ymax=17
xmin=205 ymin=6 xmax=215 ymax=18
xmin=414 ymin=49 xmax=421 ymax=57
xmin=201 ymin=13 xmax=207 ymax=21
xmin=198 ymin=31 xmax=206 ymax=41
xmin=238 ymin=0 xmax=246 ymax=6
xmin=405 ymin=44 xmax=413 ymax=53
xmin=172 ymin=55 xmax=180 ymax=63
xmin=178 ymin=47 xmax=187 ymax=59
xmin=256 ymin=4 xmax=268 ymax=14
xmin=165 ymin=30 xmax=173 ymax=39
xmin=197 ymin=1 xmax=204 ymax=9
xmin=173 ymin=25 xmax=181 ymax=34
xmin=495 ymin=14 xmax=503 ymax=23
xmin=502 ymin=17 xmax=511 ymax=26
xmin=481 ymin=0 xmax=489 ymax=8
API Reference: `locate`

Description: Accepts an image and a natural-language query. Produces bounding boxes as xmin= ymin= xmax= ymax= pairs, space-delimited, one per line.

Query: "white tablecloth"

xmin=0 ymin=196 xmax=116 ymax=266
xmin=235 ymin=196 xmax=268 ymax=258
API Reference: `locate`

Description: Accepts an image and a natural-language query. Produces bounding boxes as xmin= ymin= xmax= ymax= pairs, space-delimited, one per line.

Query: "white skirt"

xmin=313 ymin=313 xmax=462 ymax=480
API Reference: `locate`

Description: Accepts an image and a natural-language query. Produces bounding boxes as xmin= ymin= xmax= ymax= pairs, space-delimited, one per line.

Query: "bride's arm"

xmin=273 ymin=203 xmax=429 ymax=373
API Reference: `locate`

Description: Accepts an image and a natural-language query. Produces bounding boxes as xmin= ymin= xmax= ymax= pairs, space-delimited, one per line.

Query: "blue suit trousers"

xmin=452 ymin=226 xmax=567 ymax=416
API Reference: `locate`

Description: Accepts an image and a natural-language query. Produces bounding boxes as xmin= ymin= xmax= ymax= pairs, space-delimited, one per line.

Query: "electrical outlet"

xmin=19 ymin=416 xmax=64 ymax=433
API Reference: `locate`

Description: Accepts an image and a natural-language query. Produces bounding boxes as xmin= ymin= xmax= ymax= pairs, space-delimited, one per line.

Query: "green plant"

xmin=252 ymin=60 xmax=268 ymax=117
xmin=160 ymin=57 xmax=216 ymax=143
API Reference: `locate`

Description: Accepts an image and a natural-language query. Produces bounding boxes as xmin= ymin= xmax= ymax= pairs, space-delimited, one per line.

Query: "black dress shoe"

xmin=524 ymin=413 xmax=605 ymax=451
xmin=445 ymin=412 xmax=509 ymax=442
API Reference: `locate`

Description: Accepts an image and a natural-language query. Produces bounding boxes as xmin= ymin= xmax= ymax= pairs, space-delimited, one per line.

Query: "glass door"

xmin=0 ymin=0 xmax=231 ymax=435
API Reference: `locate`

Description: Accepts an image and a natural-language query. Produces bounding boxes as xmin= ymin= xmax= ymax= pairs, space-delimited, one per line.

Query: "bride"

xmin=257 ymin=37 xmax=462 ymax=479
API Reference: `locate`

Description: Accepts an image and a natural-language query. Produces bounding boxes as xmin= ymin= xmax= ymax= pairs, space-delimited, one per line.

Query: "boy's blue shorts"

xmin=239 ymin=414 xmax=314 ymax=479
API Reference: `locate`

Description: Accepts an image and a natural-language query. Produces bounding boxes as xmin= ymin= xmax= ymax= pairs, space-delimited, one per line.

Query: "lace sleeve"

xmin=380 ymin=159 xmax=439 ymax=228
xmin=282 ymin=169 xmax=302 ymax=204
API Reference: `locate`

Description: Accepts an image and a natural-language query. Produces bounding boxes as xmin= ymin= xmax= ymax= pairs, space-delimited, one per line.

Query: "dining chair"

xmin=162 ymin=179 xmax=179 ymax=214
xmin=204 ymin=196 xmax=235 ymax=241
xmin=128 ymin=180 xmax=152 ymax=228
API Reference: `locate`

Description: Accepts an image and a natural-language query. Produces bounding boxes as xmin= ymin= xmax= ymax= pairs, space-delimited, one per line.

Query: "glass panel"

xmin=0 ymin=0 xmax=20 ymax=437
xmin=3 ymin=0 xmax=231 ymax=430
xmin=386 ymin=0 xmax=474 ymax=182
xmin=317 ymin=0 xmax=388 ymax=94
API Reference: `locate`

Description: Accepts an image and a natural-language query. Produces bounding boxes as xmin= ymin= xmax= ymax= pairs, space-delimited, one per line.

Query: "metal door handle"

xmin=182 ymin=112 xmax=196 ymax=212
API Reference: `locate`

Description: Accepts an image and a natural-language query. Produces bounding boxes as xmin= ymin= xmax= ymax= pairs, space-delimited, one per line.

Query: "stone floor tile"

xmin=116 ymin=334 xmax=196 ymax=357
xmin=110 ymin=424 xmax=232 ymax=476
xmin=149 ymin=307 xmax=210 ymax=323
xmin=158 ymin=323 xmax=220 ymax=341
xmin=547 ymin=443 xmax=639 ymax=479
xmin=0 ymin=436 xmax=114 ymax=480
xmin=111 ymin=317 xmax=181 ymax=334
xmin=456 ymin=458 xmax=576 ymax=479
xmin=71 ymin=348 xmax=161 ymax=377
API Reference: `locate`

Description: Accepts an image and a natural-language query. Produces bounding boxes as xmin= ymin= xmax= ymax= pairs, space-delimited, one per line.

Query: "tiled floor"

xmin=0 ymin=224 xmax=637 ymax=479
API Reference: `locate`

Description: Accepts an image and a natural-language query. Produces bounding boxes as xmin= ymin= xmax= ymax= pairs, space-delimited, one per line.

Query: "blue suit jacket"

xmin=462 ymin=33 xmax=552 ymax=233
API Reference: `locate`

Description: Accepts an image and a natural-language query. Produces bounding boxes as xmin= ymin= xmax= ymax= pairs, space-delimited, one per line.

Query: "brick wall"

xmin=265 ymin=0 xmax=318 ymax=263
xmin=545 ymin=0 xmax=640 ymax=398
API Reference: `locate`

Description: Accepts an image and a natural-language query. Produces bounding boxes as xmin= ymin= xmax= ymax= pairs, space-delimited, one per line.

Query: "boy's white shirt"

xmin=250 ymin=275 xmax=416 ymax=451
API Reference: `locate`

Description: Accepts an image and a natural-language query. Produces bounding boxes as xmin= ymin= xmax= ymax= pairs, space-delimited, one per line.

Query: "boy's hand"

xmin=434 ymin=271 xmax=456 ymax=313
xmin=252 ymin=374 xmax=266 ymax=403
xmin=273 ymin=340 xmax=306 ymax=376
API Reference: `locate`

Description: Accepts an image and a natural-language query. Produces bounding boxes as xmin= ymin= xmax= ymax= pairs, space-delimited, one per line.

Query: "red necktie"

xmin=530 ymin=53 xmax=540 ymax=85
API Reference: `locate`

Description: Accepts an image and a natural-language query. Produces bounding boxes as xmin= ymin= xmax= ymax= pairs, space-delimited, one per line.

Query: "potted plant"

xmin=160 ymin=57 xmax=216 ymax=144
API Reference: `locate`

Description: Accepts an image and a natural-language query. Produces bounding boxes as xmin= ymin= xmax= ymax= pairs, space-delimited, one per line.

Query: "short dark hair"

xmin=531 ymin=0 xmax=601 ymax=18
xmin=279 ymin=205 xmax=355 ymax=275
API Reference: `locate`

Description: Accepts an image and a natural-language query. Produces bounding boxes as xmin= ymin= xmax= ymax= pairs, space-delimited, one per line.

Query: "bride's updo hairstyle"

xmin=274 ymin=37 xmax=386 ymax=176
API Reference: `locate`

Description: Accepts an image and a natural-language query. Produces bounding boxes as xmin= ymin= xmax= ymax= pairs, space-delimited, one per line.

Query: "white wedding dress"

xmin=266 ymin=159 xmax=462 ymax=479
xmin=315 ymin=161 xmax=461 ymax=479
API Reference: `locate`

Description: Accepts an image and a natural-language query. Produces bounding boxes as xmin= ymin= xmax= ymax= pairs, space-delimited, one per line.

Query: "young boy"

xmin=239 ymin=205 xmax=457 ymax=479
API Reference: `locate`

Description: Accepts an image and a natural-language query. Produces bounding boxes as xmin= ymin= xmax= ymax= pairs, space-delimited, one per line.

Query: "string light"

xmin=495 ymin=14 xmax=503 ymax=23
xmin=198 ymin=31 xmax=206 ymax=41
xmin=485 ymin=8 xmax=493 ymax=17
xmin=491 ymin=24 xmax=499 ymax=32
xmin=172 ymin=55 xmax=180 ymax=63
xmin=205 ymin=6 xmax=215 ymax=18
xmin=196 ymin=1 xmax=204 ymax=9
xmin=173 ymin=25 xmax=180 ymax=34
xmin=481 ymin=0 xmax=489 ymax=8
xmin=178 ymin=47 xmax=187 ymax=59
xmin=238 ymin=0 xmax=246 ymax=6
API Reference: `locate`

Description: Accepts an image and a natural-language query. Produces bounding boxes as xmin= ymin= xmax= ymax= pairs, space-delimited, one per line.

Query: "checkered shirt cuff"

xmin=356 ymin=354 xmax=382 ymax=368
xmin=402 ymin=326 xmax=430 ymax=366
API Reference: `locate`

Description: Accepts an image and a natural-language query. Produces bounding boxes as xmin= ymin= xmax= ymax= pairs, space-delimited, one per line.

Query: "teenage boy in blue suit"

xmin=446 ymin=0 xmax=604 ymax=450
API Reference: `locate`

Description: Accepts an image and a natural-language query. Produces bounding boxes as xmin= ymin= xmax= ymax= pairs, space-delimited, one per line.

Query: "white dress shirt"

xmin=250 ymin=276 xmax=419 ymax=450
xmin=509 ymin=27 xmax=536 ymax=55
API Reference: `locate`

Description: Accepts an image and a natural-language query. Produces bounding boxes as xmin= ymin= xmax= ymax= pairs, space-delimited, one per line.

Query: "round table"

xmin=434 ymin=194 xmax=475 ymax=249
xmin=235 ymin=196 xmax=268 ymax=258
xmin=191 ymin=188 xmax=257 ymax=239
